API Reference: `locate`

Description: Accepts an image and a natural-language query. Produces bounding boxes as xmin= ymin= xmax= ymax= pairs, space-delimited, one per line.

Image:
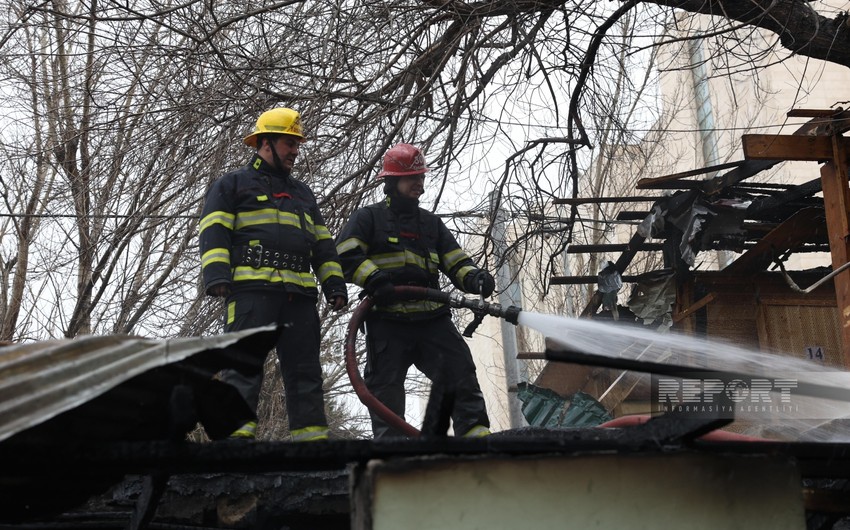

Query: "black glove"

xmin=328 ymin=290 xmax=348 ymax=310
xmin=465 ymin=269 xmax=496 ymax=298
xmin=364 ymin=272 xmax=395 ymax=303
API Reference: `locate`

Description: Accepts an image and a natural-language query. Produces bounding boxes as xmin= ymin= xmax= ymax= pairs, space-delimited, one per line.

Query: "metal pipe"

xmin=775 ymin=258 xmax=850 ymax=294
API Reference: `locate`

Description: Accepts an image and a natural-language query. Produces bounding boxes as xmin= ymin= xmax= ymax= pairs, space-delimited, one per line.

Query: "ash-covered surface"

xmin=67 ymin=470 xmax=350 ymax=530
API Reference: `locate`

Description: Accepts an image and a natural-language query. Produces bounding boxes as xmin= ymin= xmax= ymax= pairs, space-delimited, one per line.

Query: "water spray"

xmin=518 ymin=311 xmax=850 ymax=442
xmin=344 ymin=285 xmax=522 ymax=437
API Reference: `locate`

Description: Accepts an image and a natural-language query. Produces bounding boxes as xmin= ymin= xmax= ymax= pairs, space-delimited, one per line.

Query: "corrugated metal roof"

xmin=0 ymin=325 xmax=276 ymax=443
xmin=517 ymin=382 xmax=611 ymax=428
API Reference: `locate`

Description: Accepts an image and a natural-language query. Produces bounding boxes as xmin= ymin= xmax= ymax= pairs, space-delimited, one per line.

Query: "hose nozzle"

xmin=447 ymin=292 xmax=522 ymax=325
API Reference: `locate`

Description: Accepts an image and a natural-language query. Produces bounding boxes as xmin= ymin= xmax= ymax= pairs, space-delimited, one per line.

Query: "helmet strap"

xmin=271 ymin=144 xmax=285 ymax=172
xmin=263 ymin=135 xmax=290 ymax=176
xmin=383 ymin=177 xmax=399 ymax=195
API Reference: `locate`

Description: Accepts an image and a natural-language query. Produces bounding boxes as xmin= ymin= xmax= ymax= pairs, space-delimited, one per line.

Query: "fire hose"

xmin=343 ymin=285 xmax=522 ymax=437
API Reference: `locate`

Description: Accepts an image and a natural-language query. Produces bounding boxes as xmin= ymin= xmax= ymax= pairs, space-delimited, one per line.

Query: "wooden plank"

xmin=516 ymin=351 xmax=545 ymax=359
xmin=634 ymin=180 xmax=704 ymax=190
xmin=616 ymin=211 xmax=650 ymax=221
xmin=635 ymin=160 xmax=743 ymax=189
xmin=787 ymin=108 xmax=850 ymax=136
xmin=566 ymin=243 xmax=664 ymax=253
xmin=550 ymin=275 xmax=641 ymax=285
xmin=700 ymin=159 xmax=778 ymax=195
xmin=742 ymin=134 xmax=850 ymax=161
xmin=757 ymin=297 xmax=837 ymax=307
xmin=672 ymin=293 xmax=716 ymax=323
xmin=676 ymin=280 xmax=695 ymax=334
xmin=819 ymin=135 xmax=850 ymax=368
xmin=598 ymin=370 xmax=646 ymax=412
xmin=788 ymin=108 xmax=842 ymax=118
xmin=746 ymin=176 xmax=823 ymax=216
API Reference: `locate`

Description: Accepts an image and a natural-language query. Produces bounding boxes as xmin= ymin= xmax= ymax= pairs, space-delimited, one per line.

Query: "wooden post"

xmin=742 ymin=126 xmax=850 ymax=367
xmin=819 ymin=135 xmax=850 ymax=369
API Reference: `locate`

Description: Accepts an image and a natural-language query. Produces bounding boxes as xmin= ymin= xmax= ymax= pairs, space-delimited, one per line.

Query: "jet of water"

xmin=517 ymin=311 xmax=850 ymax=442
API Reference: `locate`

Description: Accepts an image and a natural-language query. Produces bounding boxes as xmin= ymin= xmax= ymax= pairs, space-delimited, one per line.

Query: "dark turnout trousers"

xmin=202 ymin=288 xmax=328 ymax=439
xmin=364 ymin=314 xmax=490 ymax=438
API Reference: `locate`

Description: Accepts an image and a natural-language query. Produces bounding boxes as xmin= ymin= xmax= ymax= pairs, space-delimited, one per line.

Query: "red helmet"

xmin=377 ymin=143 xmax=430 ymax=178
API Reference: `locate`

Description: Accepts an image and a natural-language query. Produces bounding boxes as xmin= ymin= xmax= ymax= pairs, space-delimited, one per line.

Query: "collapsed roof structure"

xmin=538 ymin=109 xmax=850 ymax=417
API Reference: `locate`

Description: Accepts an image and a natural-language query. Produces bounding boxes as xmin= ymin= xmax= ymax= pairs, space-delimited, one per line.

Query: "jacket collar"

xmin=386 ymin=194 xmax=419 ymax=214
xmin=250 ymin=154 xmax=291 ymax=179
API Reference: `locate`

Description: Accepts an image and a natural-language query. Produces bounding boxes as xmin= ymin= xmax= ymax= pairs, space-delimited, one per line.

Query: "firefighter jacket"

xmin=199 ymin=155 xmax=346 ymax=301
xmin=335 ymin=196 xmax=479 ymax=320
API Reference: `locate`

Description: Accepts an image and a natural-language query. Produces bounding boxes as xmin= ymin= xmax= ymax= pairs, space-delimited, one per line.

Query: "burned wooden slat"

xmin=747 ymin=176 xmax=824 ymax=218
xmin=819 ymin=134 xmax=850 ymax=369
xmin=742 ymin=134 xmax=850 ymax=161
xmin=550 ymin=275 xmax=642 ymax=285
xmin=636 ymin=160 xmax=744 ymax=189
xmin=724 ymin=207 xmax=827 ymax=275
xmin=699 ymin=159 xmax=779 ymax=195
xmin=616 ymin=210 xmax=650 ymax=221
xmin=636 ymin=110 xmax=850 ymax=196
xmin=672 ymin=293 xmax=716 ymax=323
xmin=566 ymin=243 xmax=664 ymax=253
xmin=516 ymin=351 xmax=545 ymax=359
xmin=787 ymin=108 xmax=850 ymax=135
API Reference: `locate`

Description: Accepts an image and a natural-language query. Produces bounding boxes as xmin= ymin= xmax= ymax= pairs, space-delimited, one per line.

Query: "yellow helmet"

xmin=243 ymin=107 xmax=306 ymax=147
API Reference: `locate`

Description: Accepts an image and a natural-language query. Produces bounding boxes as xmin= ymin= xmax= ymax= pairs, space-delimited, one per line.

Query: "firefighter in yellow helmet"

xmin=198 ymin=108 xmax=347 ymax=441
xmin=335 ymin=143 xmax=495 ymax=438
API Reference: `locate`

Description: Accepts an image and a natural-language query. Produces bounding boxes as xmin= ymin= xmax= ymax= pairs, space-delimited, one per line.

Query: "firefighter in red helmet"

xmin=336 ymin=143 xmax=495 ymax=438
xmin=198 ymin=107 xmax=347 ymax=441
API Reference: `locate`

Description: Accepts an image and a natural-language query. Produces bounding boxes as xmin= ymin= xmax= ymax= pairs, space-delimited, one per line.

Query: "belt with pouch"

xmin=236 ymin=244 xmax=310 ymax=272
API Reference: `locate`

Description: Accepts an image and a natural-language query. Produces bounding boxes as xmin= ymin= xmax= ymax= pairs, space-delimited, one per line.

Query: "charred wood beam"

xmin=4 ymin=433 xmax=849 ymax=478
xmin=636 ymin=160 xmax=744 ymax=189
xmin=735 ymin=182 xmax=799 ymax=190
xmin=700 ymin=159 xmax=780 ymax=195
xmin=725 ymin=207 xmax=828 ymax=275
xmin=617 ymin=211 xmax=651 ymax=221
xmin=788 ymin=108 xmax=850 ymax=134
xmin=747 ymin=177 xmax=824 ymax=217
xmin=634 ymin=159 xmax=776 ymax=193
xmin=551 ymin=275 xmax=642 ymax=285
xmin=128 ymin=473 xmax=168 ymax=530
xmin=566 ymin=243 xmax=664 ymax=253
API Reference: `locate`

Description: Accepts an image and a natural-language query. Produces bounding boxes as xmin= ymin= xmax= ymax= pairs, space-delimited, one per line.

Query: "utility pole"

xmin=489 ymin=192 xmax=526 ymax=428
xmin=688 ymin=37 xmax=733 ymax=269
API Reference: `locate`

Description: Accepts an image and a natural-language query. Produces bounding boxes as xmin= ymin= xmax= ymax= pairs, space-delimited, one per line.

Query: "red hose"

xmin=597 ymin=414 xmax=771 ymax=442
xmin=344 ymin=287 xmax=435 ymax=437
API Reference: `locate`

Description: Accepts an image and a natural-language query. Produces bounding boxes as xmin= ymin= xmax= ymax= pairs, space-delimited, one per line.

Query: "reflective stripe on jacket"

xmin=199 ymin=155 xmax=345 ymax=300
xmin=335 ymin=197 xmax=477 ymax=320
